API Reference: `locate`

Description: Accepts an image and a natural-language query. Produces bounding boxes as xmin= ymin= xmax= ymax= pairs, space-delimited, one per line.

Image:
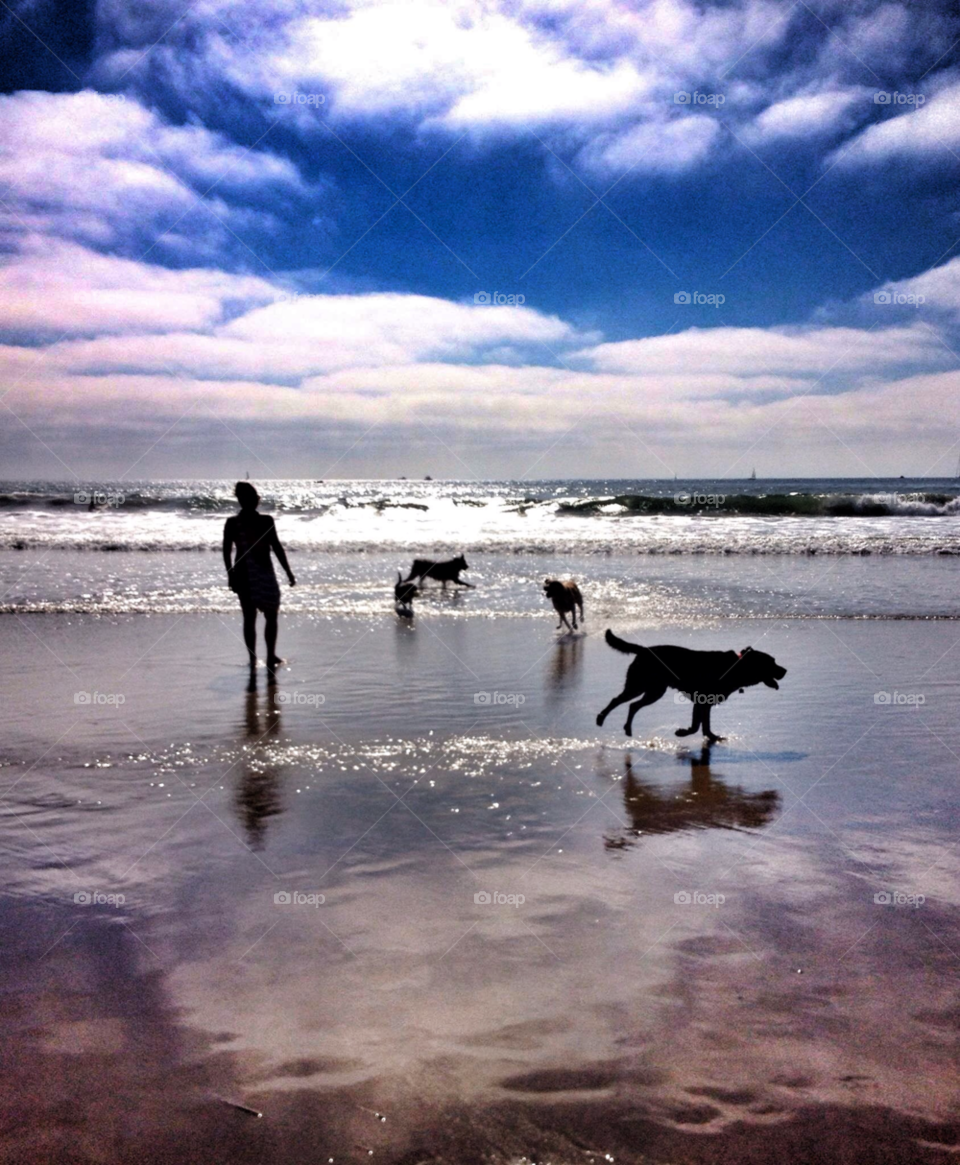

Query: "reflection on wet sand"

xmin=606 ymin=747 xmax=779 ymax=848
xmin=546 ymin=632 xmax=585 ymax=691
xmin=234 ymin=676 xmax=283 ymax=850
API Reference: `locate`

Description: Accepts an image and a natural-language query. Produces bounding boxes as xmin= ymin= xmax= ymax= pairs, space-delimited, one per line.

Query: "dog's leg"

xmin=701 ymin=704 xmax=724 ymax=744
xmin=559 ymin=611 xmax=572 ymax=632
xmin=676 ymin=701 xmax=701 ymax=737
xmin=596 ymin=689 xmax=637 ymax=727
xmin=623 ymin=685 xmax=667 ymax=736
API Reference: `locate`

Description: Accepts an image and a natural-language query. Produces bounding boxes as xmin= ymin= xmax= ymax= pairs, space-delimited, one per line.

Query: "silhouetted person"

xmin=223 ymin=482 xmax=295 ymax=672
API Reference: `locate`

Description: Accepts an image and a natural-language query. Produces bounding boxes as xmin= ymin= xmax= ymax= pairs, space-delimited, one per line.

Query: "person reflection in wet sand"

xmin=605 ymin=748 xmax=779 ymax=849
xmin=223 ymin=482 xmax=296 ymax=674
xmin=234 ymin=678 xmax=283 ymax=850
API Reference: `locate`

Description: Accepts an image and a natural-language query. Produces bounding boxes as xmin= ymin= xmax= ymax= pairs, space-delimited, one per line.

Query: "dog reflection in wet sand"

xmin=606 ymin=750 xmax=779 ymax=848
xmin=597 ymin=630 xmax=787 ymax=743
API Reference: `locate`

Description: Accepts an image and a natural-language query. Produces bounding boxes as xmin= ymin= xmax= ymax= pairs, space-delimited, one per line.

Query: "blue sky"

xmin=1 ymin=0 xmax=959 ymax=479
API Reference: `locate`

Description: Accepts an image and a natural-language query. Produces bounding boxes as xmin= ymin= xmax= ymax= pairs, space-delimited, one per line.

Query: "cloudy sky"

xmin=1 ymin=0 xmax=959 ymax=480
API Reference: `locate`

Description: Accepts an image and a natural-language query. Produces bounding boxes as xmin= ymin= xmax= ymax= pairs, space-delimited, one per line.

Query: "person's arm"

xmin=268 ymin=518 xmax=296 ymax=585
xmin=222 ymin=519 xmax=237 ymax=586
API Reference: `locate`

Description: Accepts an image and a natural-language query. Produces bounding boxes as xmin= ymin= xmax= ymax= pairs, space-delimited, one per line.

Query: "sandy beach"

xmin=2 ymin=542 xmax=958 ymax=1163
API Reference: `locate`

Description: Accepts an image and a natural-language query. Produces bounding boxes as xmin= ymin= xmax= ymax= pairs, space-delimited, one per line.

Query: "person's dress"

xmin=229 ymin=517 xmax=281 ymax=610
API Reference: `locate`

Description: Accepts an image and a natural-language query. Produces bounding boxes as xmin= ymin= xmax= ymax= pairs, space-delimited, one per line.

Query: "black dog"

xmin=543 ymin=578 xmax=584 ymax=631
xmin=404 ymin=554 xmax=473 ymax=589
xmin=394 ymin=571 xmax=418 ymax=616
xmin=597 ymin=630 xmax=786 ymax=743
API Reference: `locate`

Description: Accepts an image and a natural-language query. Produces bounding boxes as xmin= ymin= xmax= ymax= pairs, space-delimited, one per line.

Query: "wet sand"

xmin=1 ymin=605 xmax=958 ymax=1164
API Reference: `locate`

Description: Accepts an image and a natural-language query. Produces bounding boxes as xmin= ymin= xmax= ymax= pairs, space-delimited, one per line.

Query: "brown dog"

xmin=543 ymin=578 xmax=584 ymax=631
xmin=597 ymin=630 xmax=786 ymax=742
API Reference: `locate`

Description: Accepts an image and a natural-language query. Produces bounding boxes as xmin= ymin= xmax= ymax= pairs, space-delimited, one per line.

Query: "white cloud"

xmin=0 ymin=236 xmax=283 ymax=337
xmin=578 ymin=322 xmax=945 ymax=377
xmin=0 ymin=89 xmax=309 ymax=252
xmin=751 ymin=88 xmax=867 ymax=141
xmin=578 ymin=114 xmax=720 ymax=174
xmin=831 ymin=79 xmax=960 ymax=164
xmin=866 ymin=256 xmax=960 ymax=321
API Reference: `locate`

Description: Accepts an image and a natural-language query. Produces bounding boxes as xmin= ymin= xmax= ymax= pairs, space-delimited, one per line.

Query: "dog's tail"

xmin=605 ymin=628 xmax=642 ymax=654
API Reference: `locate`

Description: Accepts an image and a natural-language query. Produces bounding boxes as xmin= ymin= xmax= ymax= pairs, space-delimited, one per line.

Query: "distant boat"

xmin=749 ymin=468 xmax=757 ymax=480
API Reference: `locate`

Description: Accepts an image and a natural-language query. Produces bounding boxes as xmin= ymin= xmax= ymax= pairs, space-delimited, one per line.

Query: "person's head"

xmin=235 ymin=481 xmax=260 ymax=511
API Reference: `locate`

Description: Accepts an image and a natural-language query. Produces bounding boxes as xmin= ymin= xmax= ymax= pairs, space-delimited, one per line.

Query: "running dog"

xmin=543 ymin=578 xmax=584 ymax=631
xmin=404 ymin=554 xmax=473 ymax=589
xmin=597 ymin=630 xmax=786 ymax=742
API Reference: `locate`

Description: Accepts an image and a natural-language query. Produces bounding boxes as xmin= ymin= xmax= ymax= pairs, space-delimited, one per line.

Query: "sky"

xmin=1 ymin=0 xmax=959 ymax=481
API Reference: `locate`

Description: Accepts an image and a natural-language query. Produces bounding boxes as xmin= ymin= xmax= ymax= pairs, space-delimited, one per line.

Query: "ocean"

xmin=1 ymin=478 xmax=958 ymax=1164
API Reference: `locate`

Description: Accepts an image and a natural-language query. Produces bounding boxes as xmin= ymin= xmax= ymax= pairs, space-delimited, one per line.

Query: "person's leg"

xmin=264 ymin=605 xmax=280 ymax=667
xmin=241 ymin=601 xmax=258 ymax=663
